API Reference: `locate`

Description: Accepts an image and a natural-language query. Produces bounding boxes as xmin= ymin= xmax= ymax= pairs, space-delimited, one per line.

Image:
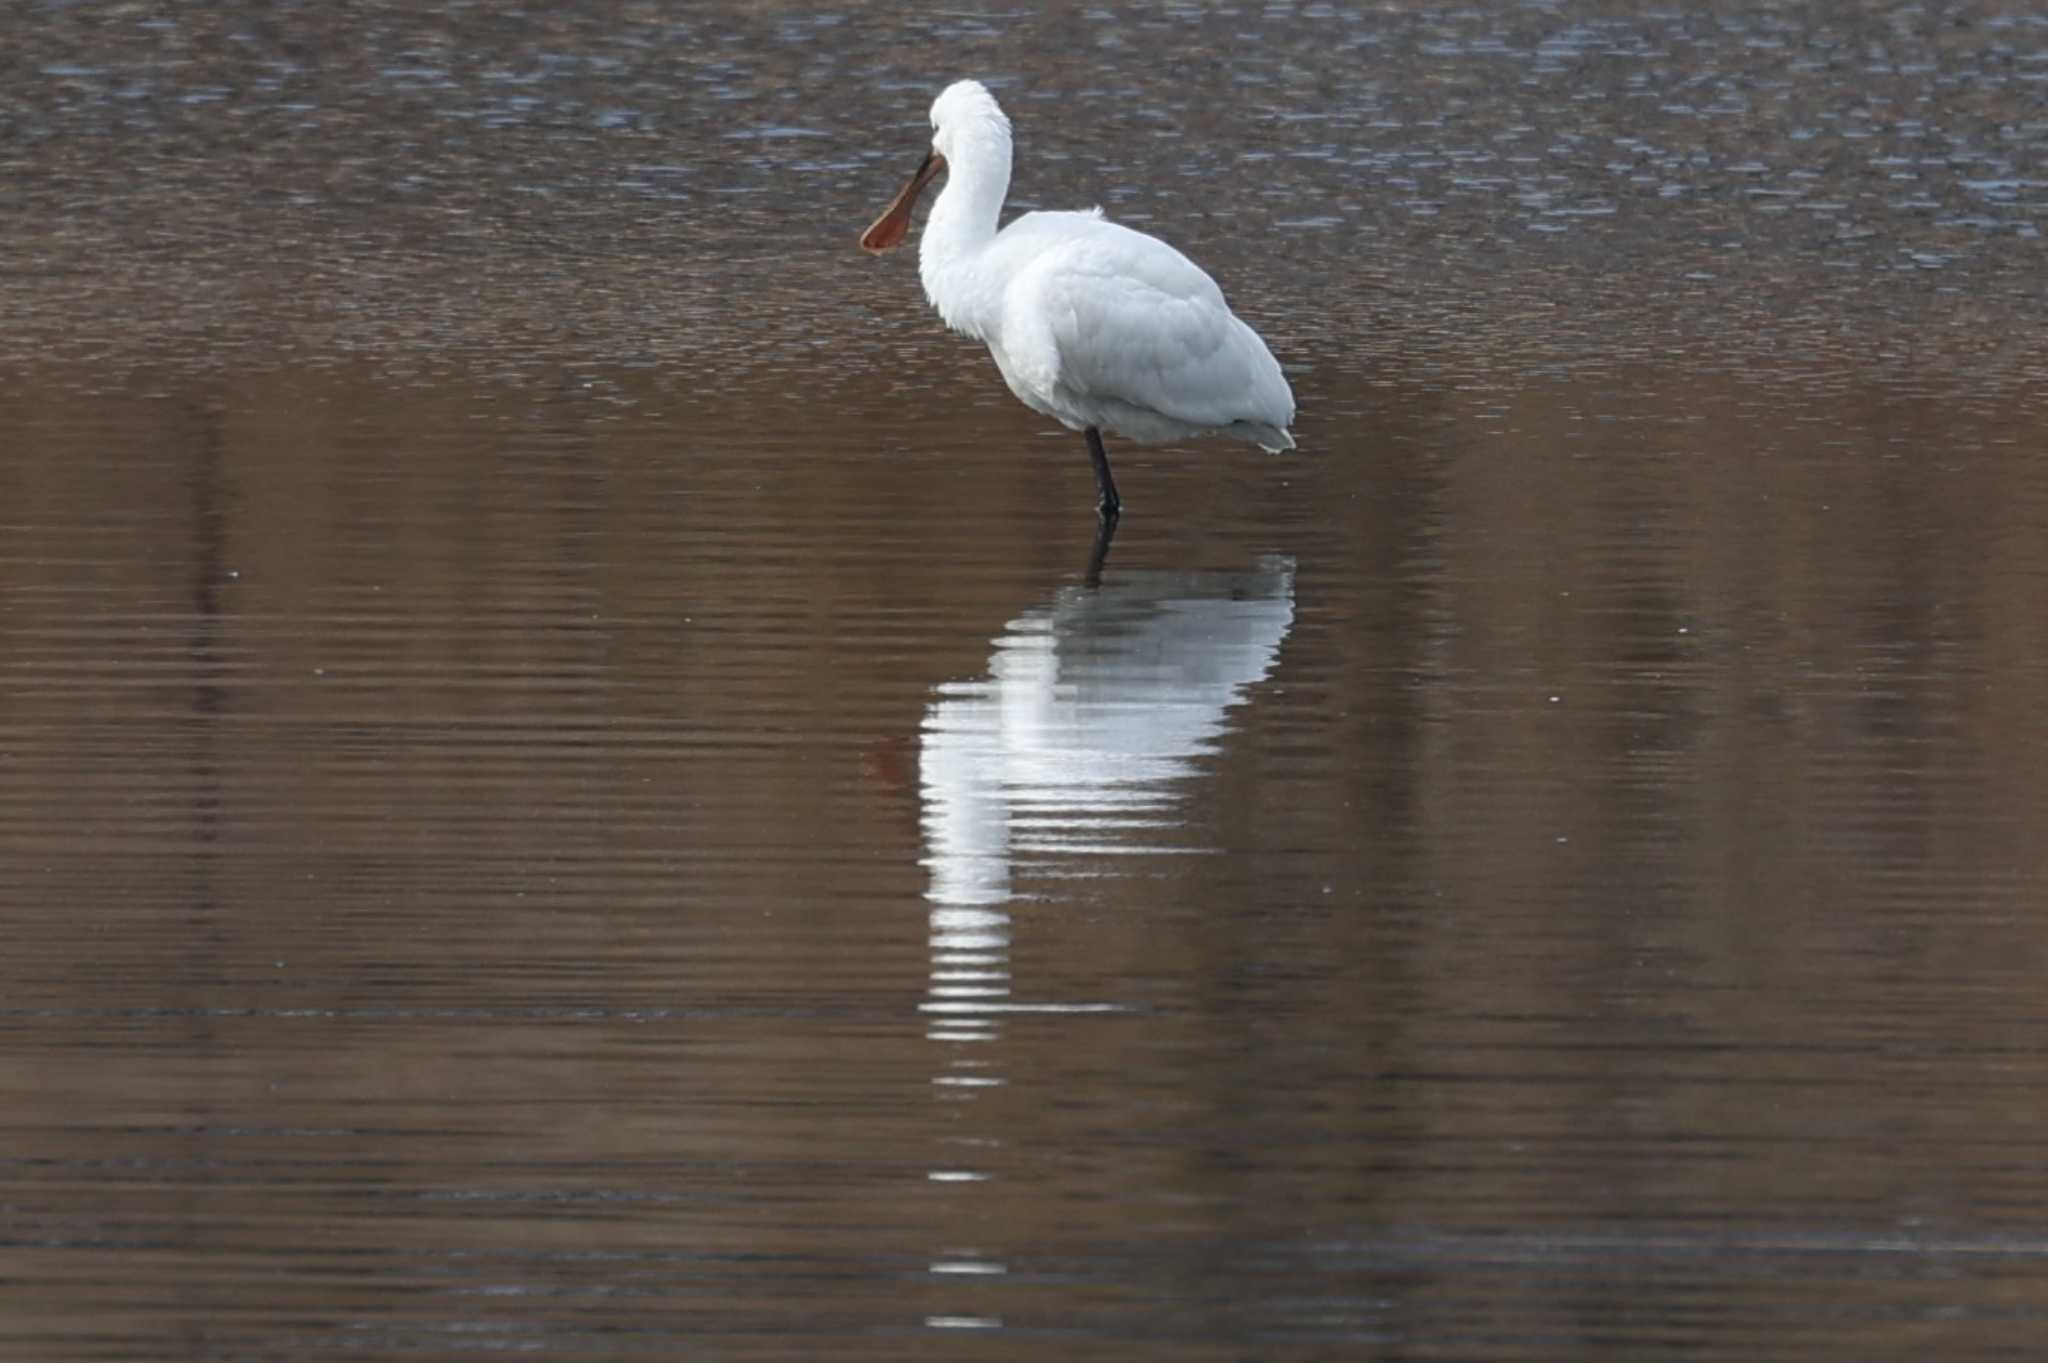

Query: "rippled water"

xmin=4 ymin=3 xmax=2047 ymax=1360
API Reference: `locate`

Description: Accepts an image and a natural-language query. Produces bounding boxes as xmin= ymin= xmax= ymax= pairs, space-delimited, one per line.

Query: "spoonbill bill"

xmin=861 ymin=80 xmax=1295 ymax=522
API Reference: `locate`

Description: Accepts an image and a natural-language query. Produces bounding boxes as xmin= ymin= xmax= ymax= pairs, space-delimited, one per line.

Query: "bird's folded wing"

xmin=1022 ymin=240 xmax=1291 ymax=431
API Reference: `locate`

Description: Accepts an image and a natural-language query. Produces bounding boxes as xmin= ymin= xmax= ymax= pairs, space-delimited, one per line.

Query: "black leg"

xmin=1083 ymin=511 xmax=1117 ymax=588
xmin=1085 ymin=427 xmax=1121 ymax=522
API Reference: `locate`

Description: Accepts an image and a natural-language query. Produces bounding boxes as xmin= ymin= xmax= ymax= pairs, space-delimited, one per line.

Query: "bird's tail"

xmin=1230 ymin=420 xmax=1295 ymax=453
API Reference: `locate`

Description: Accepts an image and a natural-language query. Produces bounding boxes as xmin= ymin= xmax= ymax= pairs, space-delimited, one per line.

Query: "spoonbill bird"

xmin=861 ymin=80 xmax=1295 ymax=522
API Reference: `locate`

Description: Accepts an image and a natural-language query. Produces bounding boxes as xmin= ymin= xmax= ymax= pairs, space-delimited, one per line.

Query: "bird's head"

xmin=928 ymin=79 xmax=1011 ymax=160
xmin=860 ymin=80 xmax=1011 ymax=253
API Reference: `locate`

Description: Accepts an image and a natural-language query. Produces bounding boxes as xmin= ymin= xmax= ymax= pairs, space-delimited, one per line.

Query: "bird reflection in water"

xmin=916 ymin=556 xmax=1296 ymax=1327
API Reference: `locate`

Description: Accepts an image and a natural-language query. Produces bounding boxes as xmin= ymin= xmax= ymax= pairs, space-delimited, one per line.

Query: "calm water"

xmin=4 ymin=3 xmax=2047 ymax=1360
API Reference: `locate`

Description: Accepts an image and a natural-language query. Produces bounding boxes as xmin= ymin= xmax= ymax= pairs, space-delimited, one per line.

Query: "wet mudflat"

xmin=3 ymin=3 xmax=2047 ymax=1360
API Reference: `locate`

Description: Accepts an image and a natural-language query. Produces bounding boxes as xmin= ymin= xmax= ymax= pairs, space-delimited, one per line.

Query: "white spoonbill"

xmin=861 ymin=79 xmax=1295 ymax=521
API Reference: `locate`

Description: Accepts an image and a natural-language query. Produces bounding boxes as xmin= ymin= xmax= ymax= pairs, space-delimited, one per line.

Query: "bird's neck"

xmin=919 ymin=133 xmax=1011 ymax=339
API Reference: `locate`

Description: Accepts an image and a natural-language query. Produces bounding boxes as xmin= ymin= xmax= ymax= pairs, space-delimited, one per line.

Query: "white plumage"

xmin=862 ymin=80 xmax=1295 ymax=517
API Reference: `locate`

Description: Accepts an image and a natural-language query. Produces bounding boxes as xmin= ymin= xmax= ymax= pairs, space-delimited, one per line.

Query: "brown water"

xmin=4 ymin=3 xmax=2048 ymax=1360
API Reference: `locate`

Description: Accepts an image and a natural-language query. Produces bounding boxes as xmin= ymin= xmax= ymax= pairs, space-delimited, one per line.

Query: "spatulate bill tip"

xmin=860 ymin=214 xmax=909 ymax=252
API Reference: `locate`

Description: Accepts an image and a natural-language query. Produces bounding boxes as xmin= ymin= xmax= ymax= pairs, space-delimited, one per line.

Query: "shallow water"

xmin=4 ymin=3 xmax=2047 ymax=1360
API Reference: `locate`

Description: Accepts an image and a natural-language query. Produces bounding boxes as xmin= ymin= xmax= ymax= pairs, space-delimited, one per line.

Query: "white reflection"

xmin=920 ymin=556 xmax=1297 ymax=1037
xmin=917 ymin=557 xmax=1295 ymax=1330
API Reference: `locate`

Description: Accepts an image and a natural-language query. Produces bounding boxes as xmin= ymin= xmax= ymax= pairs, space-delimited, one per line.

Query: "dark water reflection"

xmin=4 ymin=1 xmax=2048 ymax=1359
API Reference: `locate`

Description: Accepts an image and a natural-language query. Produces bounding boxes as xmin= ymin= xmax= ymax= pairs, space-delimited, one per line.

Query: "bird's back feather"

xmin=985 ymin=213 xmax=1294 ymax=446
